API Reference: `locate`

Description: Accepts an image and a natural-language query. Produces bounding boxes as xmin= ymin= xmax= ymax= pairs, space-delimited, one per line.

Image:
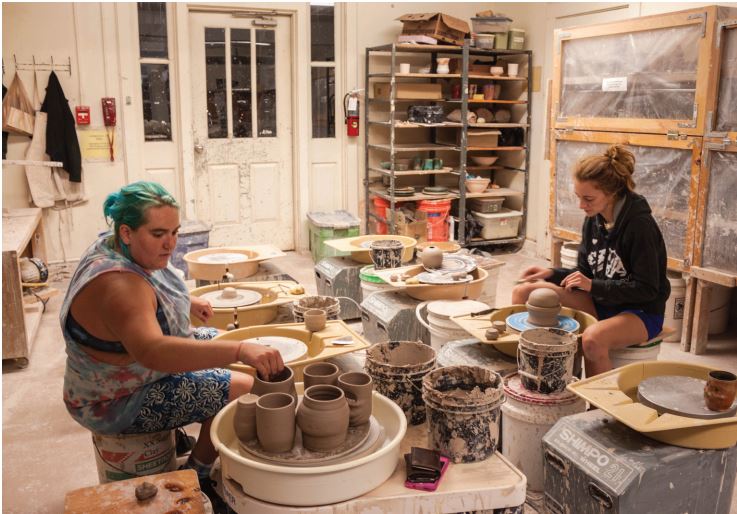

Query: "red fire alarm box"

xmin=75 ymin=106 xmax=91 ymax=125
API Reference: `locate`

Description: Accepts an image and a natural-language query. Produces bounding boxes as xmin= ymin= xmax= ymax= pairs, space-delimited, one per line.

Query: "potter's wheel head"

xmin=416 ymin=271 xmax=472 ymax=285
xmin=423 ymin=254 xmax=476 ymax=274
xmin=505 ymin=311 xmax=580 ymax=333
xmin=197 ymin=252 xmax=252 ymax=264
xmin=200 ymin=288 xmax=263 ymax=308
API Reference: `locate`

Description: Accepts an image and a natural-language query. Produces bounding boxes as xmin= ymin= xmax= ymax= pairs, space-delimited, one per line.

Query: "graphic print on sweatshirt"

xmin=587 ymin=247 xmax=627 ymax=279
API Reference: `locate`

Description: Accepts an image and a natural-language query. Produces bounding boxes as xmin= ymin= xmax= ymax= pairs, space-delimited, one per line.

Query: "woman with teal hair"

xmin=61 ymin=181 xmax=283 ymax=487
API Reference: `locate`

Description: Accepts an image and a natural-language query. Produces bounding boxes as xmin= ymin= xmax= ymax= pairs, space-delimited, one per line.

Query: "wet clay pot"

xmin=526 ymin=288 xmax=561 ymax=327
xmin=297 ymin=385 xmax=350 ymax=451
xmin=337 ymin=372 xmax=374 ymax=426
xmin=233 ymin=393 xmax=260 ymax=443
xmin=418 ymin=245 xmax=443 ymax=269
xmin=256 ymin=392 xmax=296 ymax=453
xmin=704 ymin=370 xmax=737 ymax=412
xmin=303 ymin=308 xmax=327 ymax=332
xmin=303 ymin=362 xmax=340 ymax=389
xmin=251 ymin=366 xmax=297 ymax=403
xmin=369 ymin=239 xmax=404 ymax=270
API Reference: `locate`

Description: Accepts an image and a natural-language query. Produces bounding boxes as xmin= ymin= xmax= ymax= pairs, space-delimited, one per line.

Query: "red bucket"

xmin=417 ymin=199 xmax=452 ymax=241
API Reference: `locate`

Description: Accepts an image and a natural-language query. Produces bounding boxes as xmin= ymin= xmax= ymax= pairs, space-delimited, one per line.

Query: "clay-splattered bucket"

xmin=422 ymin=365 xmax=504 ymax=463
xmin=369 ymin=239 xmax=404 ymax=270
xmin=292 ymin=296 xmax=340 ymax=322
xmin=364 ymin=341 xmax=436 ymax=425
xmin=517 ymin=328 xmax=577 ymax=394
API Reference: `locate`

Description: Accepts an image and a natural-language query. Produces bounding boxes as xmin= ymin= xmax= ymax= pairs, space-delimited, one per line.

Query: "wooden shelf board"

xmin=369 ymin=167 xmax=455 ymax=176
xmin=454 ymin=187 xmax=523 ymax=198
xmin=369 ymin=121 xmax=529 ymax=129
xmin=370 ymin=189 xmax=458 ymax=202
xmin=369 ymin=143 xmax=459 ymax=152
xmin=467 ymin=146 xmax=526 ymax=151
xmin=449 ymin=99 xmax=528 ymax=104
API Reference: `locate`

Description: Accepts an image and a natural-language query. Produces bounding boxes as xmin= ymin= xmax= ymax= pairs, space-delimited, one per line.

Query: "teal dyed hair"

xmin=103 ymin=181 xmax=179 ymax=259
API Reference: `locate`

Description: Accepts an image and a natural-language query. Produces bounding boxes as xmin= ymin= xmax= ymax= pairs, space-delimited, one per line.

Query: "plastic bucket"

xmin=610 ymin=340 xmax=661 ymax=369
xmin=372 ymin=197 xmax=391 ymax=235
xmin=517 ymin=328 xmax=577 ymax=394
xmin=501 ymin=373 xmax=586 ymax=491
xmin=369 ymin=239 xmax=404 ymax=270
xmin=92 ymin=430 xmax=176 ymax=484
xmin=663 ymin=271 xmax=686 ymax=342
xmin=560 ymin=242 xmax=579 ymax=269
xmin=709 ymin=285 xmax=732 ymax=335
xmin=359 ymin=265 xmax=393 ymax=301
xmin=417 ymin=199 xmax=452 ymax=242
xmin=293 ymin=296 xmax=340 ymax=322
xmin=422 ymin=365 xmax=504 ymax=463
xmin=416 ymin=300 xmax=489 ymax=353
xmin=365 ymin=341 xmax=436 ymax=425
xmin=473 ymin=257 xmax=504 ymax=307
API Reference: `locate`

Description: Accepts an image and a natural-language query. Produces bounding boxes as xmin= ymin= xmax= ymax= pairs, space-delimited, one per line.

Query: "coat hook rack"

xmin=12 ymin=55 xmax=72 ymax=76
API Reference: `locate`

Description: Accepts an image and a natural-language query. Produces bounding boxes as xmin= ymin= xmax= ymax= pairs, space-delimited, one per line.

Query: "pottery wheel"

xmin=245 ymin=336 xmax=308 ymax=363
xmin=637 ymin=376 xmax=737 ymax=420
xmin=505 ymin=311 xmax=580 ymax=334
xmin=238 ymin=416 xmax=374 ymax=466
xmin=424 ymin=254 xmax=477 ymax=274
xmin=199 ymin=289 xmax=263 ymax=308
xmin=416 ymin=271 xmax=473 ymax=285
xmin=197 ymin=252 xmax=251 ymax=264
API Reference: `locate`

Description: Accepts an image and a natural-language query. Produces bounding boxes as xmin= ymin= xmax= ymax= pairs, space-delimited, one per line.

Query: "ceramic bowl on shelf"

xmin=465 ymin=178 xmax=491 ymax=193
xmin=490 ymin=66 xmax=504 ymax=76
xmin=470 ymin=156 xmax=499 ymax=167
xmin=418 ymin=66 xmax=432 ymax=74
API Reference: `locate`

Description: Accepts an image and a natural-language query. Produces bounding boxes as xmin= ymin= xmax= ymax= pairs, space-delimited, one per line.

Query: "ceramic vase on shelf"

xmin=297 ymin=385 xmax=350 ymax=451
xmin=251 ymin=366 xmax=297 ymax=403
xmin=233 ymin=393 xmax=260 ymax=444
xmin=303 ymin=362 xmax=341 ymax=389
xmin=256 ymin=392 xmax=296 ymax=453
xmin=338 ymin=372 xmax=374 ymax=426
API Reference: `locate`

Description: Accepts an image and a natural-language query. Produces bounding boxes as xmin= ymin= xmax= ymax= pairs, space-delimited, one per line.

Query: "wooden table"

xmin=2 ymin=208 xmax=47 ymax=367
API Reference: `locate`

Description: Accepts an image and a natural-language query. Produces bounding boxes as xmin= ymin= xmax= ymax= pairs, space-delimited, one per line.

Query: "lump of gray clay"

xmin=135 ymin=481 xmax=158 ymax=501
xmin=485 ymin=328 xmax=499 ymax=340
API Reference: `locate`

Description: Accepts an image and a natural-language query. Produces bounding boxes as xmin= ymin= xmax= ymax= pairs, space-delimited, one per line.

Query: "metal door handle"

xmin=194 ymin=144 xmax=204 ymax=153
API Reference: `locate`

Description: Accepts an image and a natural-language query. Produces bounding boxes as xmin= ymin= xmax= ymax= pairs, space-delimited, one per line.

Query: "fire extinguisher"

xmin=343 ymin=90 xmax=361 ymax=137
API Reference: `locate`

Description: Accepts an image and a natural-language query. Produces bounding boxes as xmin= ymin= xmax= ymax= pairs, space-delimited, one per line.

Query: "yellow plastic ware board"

xmin=567 ymin=361 xmax=737 ymax=449
xmin=217 ymin=320 xmax=370 ymax=377
xmin=323 ymin=235 xmax=417 ymax=264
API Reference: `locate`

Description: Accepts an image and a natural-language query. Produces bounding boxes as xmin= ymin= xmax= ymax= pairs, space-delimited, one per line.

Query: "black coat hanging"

xmin=41 ymin=71 xmax=82 ymax=182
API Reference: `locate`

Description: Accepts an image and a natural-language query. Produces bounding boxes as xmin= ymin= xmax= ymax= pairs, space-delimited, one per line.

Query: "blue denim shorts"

xmin=594 ymin=304 xmax=664 ymax=341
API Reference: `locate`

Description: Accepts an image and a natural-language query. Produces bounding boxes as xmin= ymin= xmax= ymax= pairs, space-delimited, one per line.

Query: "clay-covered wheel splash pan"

xmin=184 ymin=245 xmax=285 ymax=281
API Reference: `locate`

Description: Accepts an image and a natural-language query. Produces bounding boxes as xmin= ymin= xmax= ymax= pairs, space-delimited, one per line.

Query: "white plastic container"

xmin=709 ymin=284 xmax=732 ymax=335
xmin=609 ymin=340 xmax=661 ymax=369
xmin=663 ymin=271 xmax=687 ymax=342
xmin=473 ymin=208 xmax=523 ymax=240
xmin=416 ymin=300 xmax=488 ymax=352
xmin=501 ymin=373 xmax=586 ymax=491
xmin=92 ymin=430 xmax=176 ymax=483
xmin=478 ymin=260 xmax=503 ymax=307
xmin=560 ymin=241 xmax=579 ymax=269
xmin=475 ymin=34 xmax=496 ymax=49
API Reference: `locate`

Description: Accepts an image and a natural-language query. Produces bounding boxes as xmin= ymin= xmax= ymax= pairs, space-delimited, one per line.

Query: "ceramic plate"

xmin=416 ymin=271 xmax=473 ymax=285
xmin=199 ymin=289 xmax=263 ymax=308
xmin=246 ymin=336 xmax=308 ymax=363
xmin=198 ymin=252 xmax=250 ymax=264
xmin=505 ymin=311 xmax=580 ymax=334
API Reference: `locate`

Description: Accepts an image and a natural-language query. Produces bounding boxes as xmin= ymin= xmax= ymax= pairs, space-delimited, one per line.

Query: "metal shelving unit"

xmin=364 ymin=41 xmax=532 ymax=247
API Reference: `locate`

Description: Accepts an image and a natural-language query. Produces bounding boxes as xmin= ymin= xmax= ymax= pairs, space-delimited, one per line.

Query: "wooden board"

xmin=64 ymin=469 xmax=205 ymax=514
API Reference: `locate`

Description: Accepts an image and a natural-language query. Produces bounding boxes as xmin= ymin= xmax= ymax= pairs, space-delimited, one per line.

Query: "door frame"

xmin=175 ymin=3 xmax=308 ymax=250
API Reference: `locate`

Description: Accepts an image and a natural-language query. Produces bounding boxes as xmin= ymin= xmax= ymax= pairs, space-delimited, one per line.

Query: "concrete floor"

xmin=3 ymin=248 xmax=737 ymax=513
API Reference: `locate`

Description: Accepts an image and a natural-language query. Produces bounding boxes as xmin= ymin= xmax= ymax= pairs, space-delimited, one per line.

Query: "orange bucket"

xmin=417 ymin=199 xmax=452 ymax=241
xmin=372 ymin=197 xmax=391 ymax=235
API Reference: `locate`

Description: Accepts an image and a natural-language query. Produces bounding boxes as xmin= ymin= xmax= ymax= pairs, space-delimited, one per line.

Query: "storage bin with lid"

xmin=475 ymin=34 xmax=496 ymax=49
xmin=468 ymin=197 xmax=504 ymax=214
xmin=473 ymin=208 xmax=522 ymax=240
xmin=508 ymin=28 xmax=526 ymax=50
xmin=471 ymin=16 xmax=512 ymax=34
xmin=307 ymin=210 xmax=361 ymax=263
xmin=494 ymin=32 xmax=509 ymax=49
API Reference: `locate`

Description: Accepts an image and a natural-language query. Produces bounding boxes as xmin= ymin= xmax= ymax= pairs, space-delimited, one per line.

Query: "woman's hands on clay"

xmin=561 ymin=271 xmax=592 ymax=292
xmin=519 ymin=266 xmax=553 ymax=282
xmin=190 ymin=295 xmax=214 ymax=323
xmin=238 ymin=342 xmax=284 ymax=380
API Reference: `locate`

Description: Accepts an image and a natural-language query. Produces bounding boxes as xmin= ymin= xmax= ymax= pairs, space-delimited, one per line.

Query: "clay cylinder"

xmin=251 ymin=366 xmax=297 ymax=403
xmin=337 ymin=371 xmax=374 ymax=426
xmin=303 ymin=309 xmax=327 ymax=332
xmin=704 ymin=370 xmax=737 ymax=412
xmin=369 ymin=239 xmax=404 ymax=270
xmin=233 ymin=393 xmax=259 ymax=443
xmin=297 ymin=385 xmax=350 ymax=451
xmin=256 ymin=392 xmax=296 ymax=453
xmin=419 ymin=245 xmax=443 ymax=269
xmin=303 ymin=362 xmax=340 ymax=389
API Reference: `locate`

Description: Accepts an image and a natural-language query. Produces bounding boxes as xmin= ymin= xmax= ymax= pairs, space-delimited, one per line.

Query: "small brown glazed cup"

xmin=704 ymin=370 xmax=737 ymax=412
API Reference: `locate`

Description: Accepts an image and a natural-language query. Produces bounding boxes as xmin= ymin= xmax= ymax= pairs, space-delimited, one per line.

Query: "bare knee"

xmin=582 ymin=325 xmax=608 ymax=360
xmin=228 ymin=371 xmax=254 ymax=402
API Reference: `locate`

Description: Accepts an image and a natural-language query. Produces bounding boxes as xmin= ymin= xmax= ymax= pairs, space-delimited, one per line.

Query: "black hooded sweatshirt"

xmin=548 ymin=191 xmax=670 ymax=316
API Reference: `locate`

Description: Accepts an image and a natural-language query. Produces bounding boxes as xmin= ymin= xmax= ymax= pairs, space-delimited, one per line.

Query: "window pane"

xmin=231 ymin=28 xmax=252 ymax=138
xmin=137 ymin=3 xmax=168 ymax=58
xmin=140 ymin=63 xmax=172 ymax=141
xmin=256 ymin=30 xmax=276 ymax=138
xmin=205 ymin=28 xmax=227 ymax=139
xmin=310 ymin=5 xmax=334 ymax=62
xmin=311 ymin=67 xmax=335 ymax=138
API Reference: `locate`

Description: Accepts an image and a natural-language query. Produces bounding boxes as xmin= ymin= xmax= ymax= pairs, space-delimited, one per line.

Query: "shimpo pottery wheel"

xmin=505 ymin=311 xmax=580 ymax=334
xmin=637 ymin=375 xmax=737 ymax=420
xmin=416 ymin=271 xmax=473 ymax=285
xmin=199 ymin=287 xmax=263 ymax=308
xmin=184 ymin=246 xmax=285 ymax=281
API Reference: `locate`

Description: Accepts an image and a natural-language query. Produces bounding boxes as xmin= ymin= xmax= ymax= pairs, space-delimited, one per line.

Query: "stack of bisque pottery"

xmin=233 ymin=363 xmax=374 ymax=455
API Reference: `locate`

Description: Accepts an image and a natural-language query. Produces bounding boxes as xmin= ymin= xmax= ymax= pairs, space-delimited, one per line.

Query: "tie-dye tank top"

xmin=61 ymin=235 xmax=192 ymax=434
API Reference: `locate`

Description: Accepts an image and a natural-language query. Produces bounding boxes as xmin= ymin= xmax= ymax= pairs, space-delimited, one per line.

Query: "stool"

xmin=609 ymin=329 xmax=671 ymax=369
xmin=91 ymin=430 xmax=176 ymax=484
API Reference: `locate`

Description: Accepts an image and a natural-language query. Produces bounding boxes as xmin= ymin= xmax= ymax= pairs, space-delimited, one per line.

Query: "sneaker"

xmin=175 ymin=428 xmax=196 ymax=456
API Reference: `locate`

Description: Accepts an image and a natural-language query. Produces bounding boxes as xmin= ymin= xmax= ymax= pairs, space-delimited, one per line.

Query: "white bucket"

xmin=663 ymin=271 xmax=686 ymax=342
xmin=92 ymin=430 xmax=176 ymax=483
xmin=609 ymin=340 xmax=661 ymax=369
xmin=560 ymin=242 xmax=579 ymax=269
xmin=501 ymin=373 xmax=586 ymax=491
xmin=709 ymin=285 xmax=732 ymax=335
xmin=416 ymin=300 xmax=488 ymax=352
xmin=477 ymin=262 xmax=502 ymax=308
xmin=359 ymin=265 xmax=393 ymax=301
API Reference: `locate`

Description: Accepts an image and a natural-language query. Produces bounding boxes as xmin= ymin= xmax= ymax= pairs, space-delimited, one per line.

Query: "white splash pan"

xmin=211 ymin=386 xmax=407 ymax=506
xmin=184 ymin=245 xmax=286 ymax=281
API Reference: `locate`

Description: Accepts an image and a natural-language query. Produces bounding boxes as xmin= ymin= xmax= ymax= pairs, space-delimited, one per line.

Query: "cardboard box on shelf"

xmin=437 ymin=128 xmax=501 ymax=147
xmin=373 ymin=82 xmax=443 ymax=100
xmin=391 ymin=208 xmax=428 ymax=243
xmin=396 ymin=13 xmax=470 ymax=46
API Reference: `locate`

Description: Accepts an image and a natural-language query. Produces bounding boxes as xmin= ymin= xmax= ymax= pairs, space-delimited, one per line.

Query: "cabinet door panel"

xmin=700 ymin=148 xmax=737 ymax=275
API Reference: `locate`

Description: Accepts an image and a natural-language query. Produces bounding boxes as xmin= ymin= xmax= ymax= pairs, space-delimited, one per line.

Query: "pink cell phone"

xmin=404 ymin=456 xmax=450 ymax=492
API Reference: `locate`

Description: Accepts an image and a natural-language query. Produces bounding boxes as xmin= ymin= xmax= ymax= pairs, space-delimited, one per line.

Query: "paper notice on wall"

xmin=78 ymin=128 xmax=114 ymax=162
xmin=602 ymin=77 xmax=627 ymax=92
